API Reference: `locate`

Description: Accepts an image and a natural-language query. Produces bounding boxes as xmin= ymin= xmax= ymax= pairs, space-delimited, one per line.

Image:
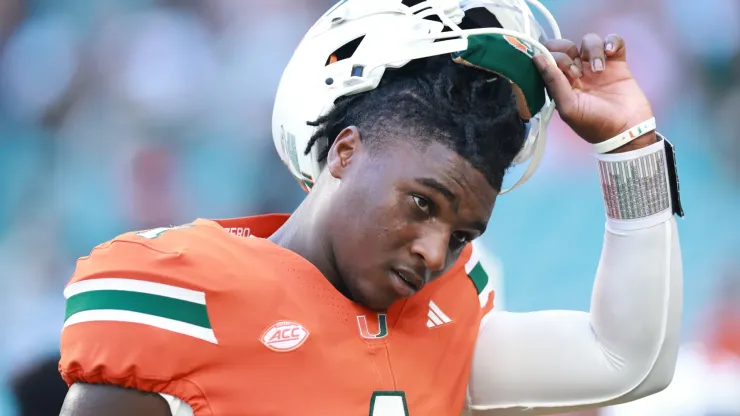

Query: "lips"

xmin=393 ymin=268 xmax=424 ymax=292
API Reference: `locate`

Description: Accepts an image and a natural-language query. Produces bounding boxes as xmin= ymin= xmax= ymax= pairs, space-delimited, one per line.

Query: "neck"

xmin=267 ymin=191 xmax=349 ymax=298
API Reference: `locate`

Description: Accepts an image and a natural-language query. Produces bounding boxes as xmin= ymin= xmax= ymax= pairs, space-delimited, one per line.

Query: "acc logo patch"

xmin=260 ymin=321 xmax=310 ymax=352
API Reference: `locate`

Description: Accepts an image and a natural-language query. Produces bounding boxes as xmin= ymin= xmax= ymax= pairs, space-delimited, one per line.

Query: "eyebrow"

xmin=415 ymin=177 xmax=455 ymax=202
xmin=414 ymin=177 xmax=488 ymax=235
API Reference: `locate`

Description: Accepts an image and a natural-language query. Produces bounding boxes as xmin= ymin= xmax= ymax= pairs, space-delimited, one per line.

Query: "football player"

xmin=58 ymin=0 xmax=684 ymax=415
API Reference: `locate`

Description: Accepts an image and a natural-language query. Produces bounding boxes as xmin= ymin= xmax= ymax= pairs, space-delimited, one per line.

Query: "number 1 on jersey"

xmin=369 ymin=391 xmax=409 ymax=416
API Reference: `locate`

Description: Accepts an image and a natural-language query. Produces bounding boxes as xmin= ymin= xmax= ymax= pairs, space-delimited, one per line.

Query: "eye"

xmin=451 ymin=231 xmax=469 ymax=245
xmin=412 ymin=195 xmax=431 ymax=215
xmin=450 ymin=231 xmax=473 ymax=250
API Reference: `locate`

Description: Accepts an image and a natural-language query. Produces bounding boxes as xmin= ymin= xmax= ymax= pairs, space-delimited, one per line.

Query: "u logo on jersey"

xmin=357 ymin=313 xmax=388 ymax=339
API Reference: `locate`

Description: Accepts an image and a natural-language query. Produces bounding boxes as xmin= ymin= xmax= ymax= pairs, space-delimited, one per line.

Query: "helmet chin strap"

xmin=499 ymin=101 xmax=555 ymax=194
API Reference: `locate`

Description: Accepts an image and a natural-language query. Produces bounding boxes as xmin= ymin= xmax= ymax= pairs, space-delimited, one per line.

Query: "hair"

xmin=304 ymin=55 xmax=526 ymax=191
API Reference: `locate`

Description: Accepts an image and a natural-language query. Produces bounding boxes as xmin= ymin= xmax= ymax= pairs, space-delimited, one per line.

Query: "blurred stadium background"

xmin=0 ymin=0 xmax=737 ymax=415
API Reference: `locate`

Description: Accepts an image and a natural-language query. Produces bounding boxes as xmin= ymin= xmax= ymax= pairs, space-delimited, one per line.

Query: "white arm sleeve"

xmin=159 ymin=393 xmax=194 ymax=416
xmin=467 ymin=215 xmax=683 ymax=415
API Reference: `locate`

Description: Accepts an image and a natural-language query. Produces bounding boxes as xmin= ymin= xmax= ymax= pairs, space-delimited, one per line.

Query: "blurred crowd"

xmin=0 ymin=0 xmax=737 ymax=415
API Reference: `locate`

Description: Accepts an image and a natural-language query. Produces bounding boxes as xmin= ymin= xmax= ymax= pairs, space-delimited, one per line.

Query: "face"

xmin=324 ymin=127 xmax=497 ymax=310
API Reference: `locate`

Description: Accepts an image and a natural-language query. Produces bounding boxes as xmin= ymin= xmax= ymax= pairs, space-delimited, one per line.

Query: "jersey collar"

xmin=210 ymin=214 xmax=290 ymax=238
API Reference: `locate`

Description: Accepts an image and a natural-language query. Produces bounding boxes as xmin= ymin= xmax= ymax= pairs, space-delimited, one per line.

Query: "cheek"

xmin=346 ymin=194 xmax=412 ymax=256
xmin=374 ymin=198 xmax=420 ymax=249
xmin=359 ymin=206 xmax=406 ymax=251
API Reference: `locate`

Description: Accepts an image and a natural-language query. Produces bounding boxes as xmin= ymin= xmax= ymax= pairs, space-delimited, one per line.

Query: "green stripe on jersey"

xmin=65 ymin=290 xmax=211 ymax=329
xmin=63 ymin=278 xmax=217 ymax=343
xmin=468 ymin=262 xmax=489 ymax=295
xmin=465 ymin=243 xmax=495 ymax=308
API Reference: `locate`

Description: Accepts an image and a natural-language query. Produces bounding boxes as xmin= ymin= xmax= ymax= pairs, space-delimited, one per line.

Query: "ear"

xmin=326 ymin=126 xmax=363 ymax=180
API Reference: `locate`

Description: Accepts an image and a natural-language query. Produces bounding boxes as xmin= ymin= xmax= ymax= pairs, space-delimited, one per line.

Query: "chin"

xmin=350 ymin=279 xmax=395 ymax=311
xmin=362 ymin=298 xmax=394 ymax=312
xmin=352 ymin=289 xmax=386 ymax=310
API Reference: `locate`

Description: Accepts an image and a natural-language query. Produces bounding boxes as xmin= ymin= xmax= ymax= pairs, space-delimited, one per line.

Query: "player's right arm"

xmin=59 ymin=225 xmax=218 ymax=416
xmin=467 ymin=216 xmax=682 ymax=415
xmin=466 ymin=139 xmax=683 ymax=415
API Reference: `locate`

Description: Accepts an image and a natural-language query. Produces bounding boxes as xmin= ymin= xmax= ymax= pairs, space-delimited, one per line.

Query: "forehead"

xmin=372 ymin=139 xmax=497 ymax=210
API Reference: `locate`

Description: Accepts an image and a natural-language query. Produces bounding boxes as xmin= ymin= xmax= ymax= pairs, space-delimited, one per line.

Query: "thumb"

xmin=533 ymin=55 xmax=578 ymax=117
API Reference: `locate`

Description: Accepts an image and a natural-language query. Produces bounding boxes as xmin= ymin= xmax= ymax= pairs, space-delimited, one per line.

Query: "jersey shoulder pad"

xmin=69 ymin=220 xmax=275 ymax=293
xmin=435 ymin=241 xmax=499 ymax=313
xmin=60 ymin=221 xmax=259 ymax=416
xmin=465 ymin=240 xmax=501 ymax=311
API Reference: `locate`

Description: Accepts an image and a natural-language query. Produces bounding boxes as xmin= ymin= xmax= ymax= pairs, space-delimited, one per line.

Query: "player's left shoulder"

xmin=430 ymin=240 xmax=500 ymax=314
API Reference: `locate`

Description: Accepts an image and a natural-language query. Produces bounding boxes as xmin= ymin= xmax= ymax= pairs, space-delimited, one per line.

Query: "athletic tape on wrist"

xmin=595 ymin=136 xmax=683 ymax=230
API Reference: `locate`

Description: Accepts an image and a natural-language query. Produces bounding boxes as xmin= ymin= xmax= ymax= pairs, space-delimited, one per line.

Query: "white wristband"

xmin=593 ymin=117 xmax=657 ymax=154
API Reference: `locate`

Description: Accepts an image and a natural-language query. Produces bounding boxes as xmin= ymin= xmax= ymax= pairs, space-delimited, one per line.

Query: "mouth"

xmin=391 ymin=268 xmax=424 ymax=294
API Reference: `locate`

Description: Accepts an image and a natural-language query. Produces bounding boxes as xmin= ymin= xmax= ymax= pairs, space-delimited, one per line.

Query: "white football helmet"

xmin=272 ymin=0 xmax=561 ymax=194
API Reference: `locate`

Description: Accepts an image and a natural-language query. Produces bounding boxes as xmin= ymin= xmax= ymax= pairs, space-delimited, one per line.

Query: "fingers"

xmin=535 ymin=33 xmax=629 ymax=121
xmin=543 ymin=39 xmax=583 ymax=75
xmin=545 ymin=33 xmax=628 ymax=73
xmin=604 ymin=34 xmax=627 ymax=61
xmin=580 ymin=33 xmax=606 ymax=73
xmin=533 ymin=55 xmax=578 ymax=118
xmin=551 ymin=52 xmax=582 ymax=79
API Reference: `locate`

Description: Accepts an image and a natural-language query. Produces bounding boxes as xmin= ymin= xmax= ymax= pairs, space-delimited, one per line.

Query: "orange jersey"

xmin=60 ymin=214 xmax=494 ymax=415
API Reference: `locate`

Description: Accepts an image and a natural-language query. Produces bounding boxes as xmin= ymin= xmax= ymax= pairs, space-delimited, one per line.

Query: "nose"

xmin=410 ymin=227 xmax=449 ymax=272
